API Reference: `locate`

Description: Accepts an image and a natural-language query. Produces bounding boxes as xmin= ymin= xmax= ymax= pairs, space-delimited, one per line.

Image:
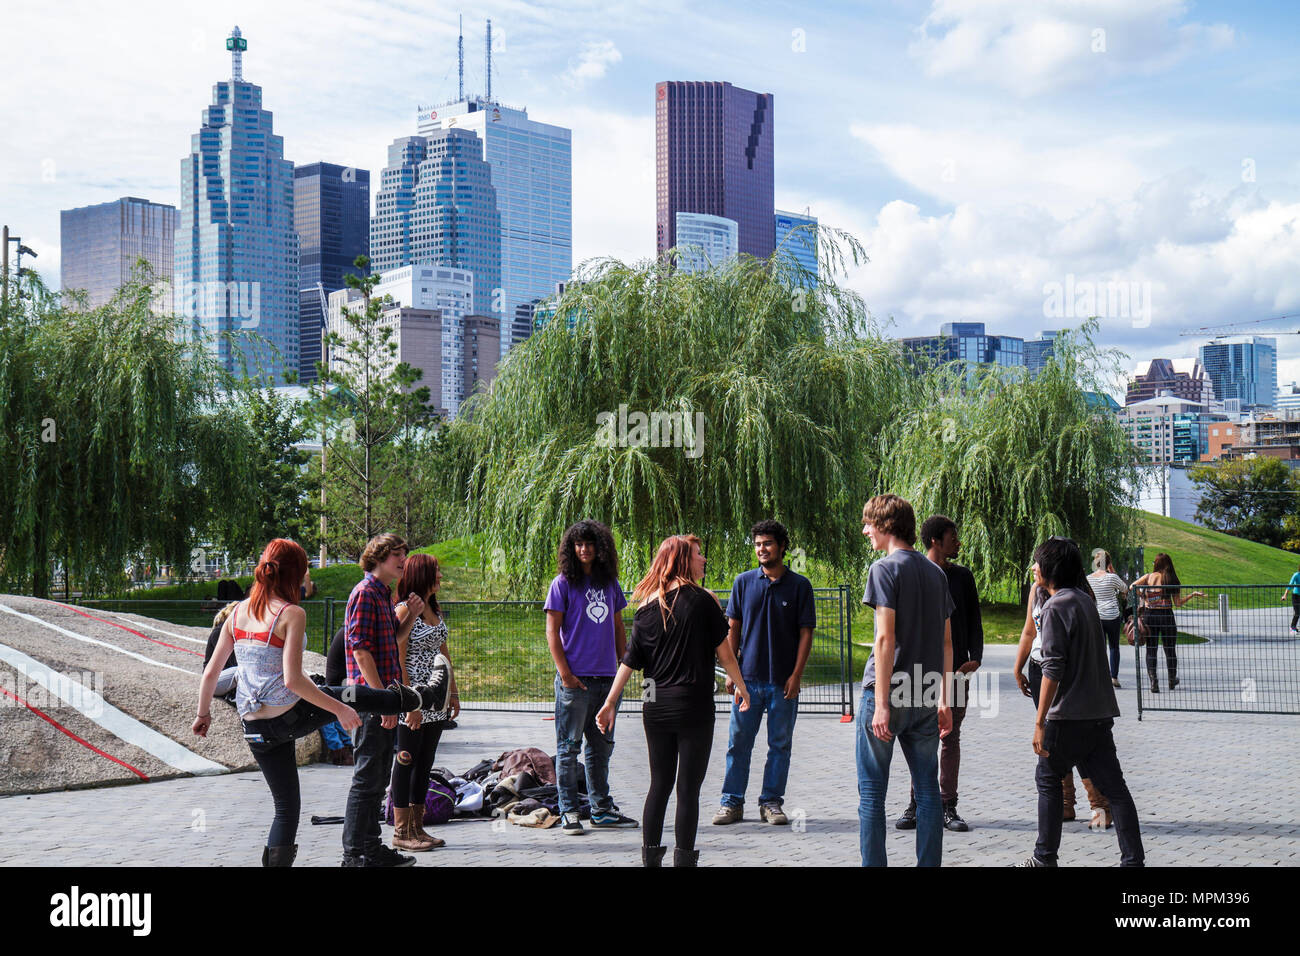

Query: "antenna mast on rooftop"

xmin=485 ymin=18 xmax=492 ymax=101
xmin=457 ymin=15 xmax=464 ymax=100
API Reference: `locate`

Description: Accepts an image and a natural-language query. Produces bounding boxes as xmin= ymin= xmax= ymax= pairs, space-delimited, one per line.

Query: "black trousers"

xmin=242 ymin=685 xmax=405 ymax=848
xmin=1034 ymin=718 xmax=1144 ymax=867
xmin=1143 ymin=607 xmax=1178 ymax=681
xmin=642 ymin=710 xmax=714 ymax=852
xmin=1291 ymin=595 xmax=1299 ymax=630
xmin=343 ymin=714 xmax=397 ymax=856
xmin=390 ymin=721 xmax=445 ymax=809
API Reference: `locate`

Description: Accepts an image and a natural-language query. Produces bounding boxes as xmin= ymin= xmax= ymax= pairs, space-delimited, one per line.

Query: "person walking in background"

xmin=1280 ymin=563 xmax=1300 ymax=635
xmin=193 ymin=538 xmax=447 ymax=867
xmin=545 ymin=519 xmax=638 ymax=835
xmin=1088 ymin=550 xmax=1129 ymax=689
xmin=1133 ymin=553 xmax=1206 ymax=694
xmin=857 ymin=494 xmax=953 ymax=867
xmin=341 ymin=533 xmax=431 ymax=868
xmin=713 ymin=520 xmax=815 ymax=827
xmin=1015 ymin=544 xmax=1111 ymax=829
xmin=389 ymin=554 xmax=457 ymax=853
xmin=596 ymin=535 xmax=751 ymax=867
xmin=896 ymin=515 xmax=982 ymax=834
xmin=1018 ymin=537 xmax=1144 ymax=868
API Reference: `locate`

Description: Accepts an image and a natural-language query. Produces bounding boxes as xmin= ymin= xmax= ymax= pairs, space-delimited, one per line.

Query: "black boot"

xmin=943 ymin=800 xmax=969 ymax=832
xmin=262 ymin=845 xmax=298 ymax=867
xmin=1148 ymin=667 xmax=1159 ymax=694
xmin=1167 ymin=662 xmax=1179 ymax=690
xmin=673 ymin=847 xmax=699 ymax=867
xmin=895 ymin=798 xmax=917 ymax=830
xmin=642 ymin=845 xmax=667 ymax=867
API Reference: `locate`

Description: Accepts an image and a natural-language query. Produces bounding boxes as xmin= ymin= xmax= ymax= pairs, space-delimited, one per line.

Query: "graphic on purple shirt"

xmin=544 ymin=574 xmax=627 ymax=677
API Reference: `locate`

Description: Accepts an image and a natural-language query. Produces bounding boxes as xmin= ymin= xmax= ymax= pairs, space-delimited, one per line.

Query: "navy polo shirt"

xmin=725 ymin=566 xmax=817 ymax=686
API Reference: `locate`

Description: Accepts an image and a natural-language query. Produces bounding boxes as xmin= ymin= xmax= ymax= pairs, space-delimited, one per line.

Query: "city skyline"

xmin=8 ymin=1 xmax=1300 ymax=388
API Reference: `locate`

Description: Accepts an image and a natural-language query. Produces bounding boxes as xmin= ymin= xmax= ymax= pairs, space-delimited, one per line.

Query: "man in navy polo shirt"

xmin=714 ymin=520 xmax=816 ymax=826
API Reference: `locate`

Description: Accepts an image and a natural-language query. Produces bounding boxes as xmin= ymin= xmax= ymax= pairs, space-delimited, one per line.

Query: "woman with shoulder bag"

xmin=1132 ymin=553 xmax=1206 ymax=694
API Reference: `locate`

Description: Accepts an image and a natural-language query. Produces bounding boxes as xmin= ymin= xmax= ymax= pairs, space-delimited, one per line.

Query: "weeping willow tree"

xmin=878 ymin=320 xmax=1141 ymax=600
xmin=435 ymin=234 xmax=921 ymax=593
xmin=0 ymin=267 xmax=256 ymax=597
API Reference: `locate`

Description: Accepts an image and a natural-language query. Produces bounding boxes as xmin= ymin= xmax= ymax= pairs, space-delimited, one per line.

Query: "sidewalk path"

xmin=1 ymin=647 xmax=1296 ymax=866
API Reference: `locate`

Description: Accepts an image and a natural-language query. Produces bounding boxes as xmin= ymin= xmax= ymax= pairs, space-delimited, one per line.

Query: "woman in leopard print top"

xmin=390 ymin=554 xmax=459 ymax=850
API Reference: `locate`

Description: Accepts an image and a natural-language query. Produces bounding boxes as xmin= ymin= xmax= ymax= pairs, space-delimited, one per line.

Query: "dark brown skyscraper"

xmin=655 ymin=81 xmax=775 ymax=259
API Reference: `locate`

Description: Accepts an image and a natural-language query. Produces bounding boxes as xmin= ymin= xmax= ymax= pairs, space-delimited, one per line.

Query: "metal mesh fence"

xmin=76 ymin=587 xmax=855 ymax=716
xmin=1131 ymin=584 xmax=1300 ymax=717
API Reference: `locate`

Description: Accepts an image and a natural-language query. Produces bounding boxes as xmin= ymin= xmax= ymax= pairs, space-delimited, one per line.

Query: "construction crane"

xmin=1179 ymin=314 xmax=1300 ymax=339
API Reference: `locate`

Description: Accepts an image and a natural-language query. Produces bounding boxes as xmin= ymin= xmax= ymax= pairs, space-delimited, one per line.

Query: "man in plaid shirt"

xmin=341 ymin=533 xmax=423 ymax=867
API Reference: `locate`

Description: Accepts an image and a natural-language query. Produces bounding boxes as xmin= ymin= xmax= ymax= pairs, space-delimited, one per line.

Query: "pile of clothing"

xmin=444 ymin=747 xmax=593 ymax=829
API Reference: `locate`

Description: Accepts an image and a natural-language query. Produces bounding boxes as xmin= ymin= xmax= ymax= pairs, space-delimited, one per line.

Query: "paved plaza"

xmin=1 ymin=646 xmax=1296 ymax=867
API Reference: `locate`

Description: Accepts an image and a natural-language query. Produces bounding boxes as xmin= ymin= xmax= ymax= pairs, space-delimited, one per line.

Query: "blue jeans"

xmin=554 ymin=675 xmax=618 ymax=817
xmin=856 ymin=688 xmax=942 ymax=867
xmin=720 ymin=680 xmax=798 ymax=808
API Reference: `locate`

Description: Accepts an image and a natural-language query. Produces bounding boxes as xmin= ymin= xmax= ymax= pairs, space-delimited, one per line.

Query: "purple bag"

xmin=385 ymin=775 xmax=456 ymax=827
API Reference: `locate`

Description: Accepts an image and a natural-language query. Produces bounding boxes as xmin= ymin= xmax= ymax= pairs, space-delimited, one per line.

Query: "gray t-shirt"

xmin=1039 ymin=586 xmax=1120 ymax=721
xmin=861 ymin=548 xmax=954 ymax=705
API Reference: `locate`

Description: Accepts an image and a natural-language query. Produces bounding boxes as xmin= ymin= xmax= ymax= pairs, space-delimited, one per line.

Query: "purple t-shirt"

xmin=544 ymin=574 xmax=627 ymax=677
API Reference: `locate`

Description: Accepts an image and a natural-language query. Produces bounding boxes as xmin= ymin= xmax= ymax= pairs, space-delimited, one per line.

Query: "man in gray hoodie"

xmin=1019 ymin=537 xmax=1144 ymax=867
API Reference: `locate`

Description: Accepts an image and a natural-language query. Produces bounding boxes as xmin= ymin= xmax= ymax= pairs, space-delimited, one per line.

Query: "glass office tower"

xmin=60 ymin=197 xmax=177 ymax=307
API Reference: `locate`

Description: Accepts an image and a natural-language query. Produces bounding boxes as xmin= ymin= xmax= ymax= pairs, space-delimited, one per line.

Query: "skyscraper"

xmin=674 ymin=212 xmax=738 ymax=272
xmin=61 ymin=197 xmax=177 ymax=308
xmin=899 ymin=322 xmax=1026 ymax=372
xmin=416 ymin=86 xmax=572 ymax=359
xmin=371 ymin=131 xmax=500 ymax=316
xmin=656 ymin=81 xmax=774 ymax=259
xmin=1198 ymin=337 xmax=1278 ymax=409
xmin=1025 ymin=331 xmax=1060 ymax=377
xmin=175 ymin=27 xmax=298 ymax=382
xmin=295 ymin=162 xmax=369 ymax=384
xmin=774 ymin=209 xmax=817 ymax=282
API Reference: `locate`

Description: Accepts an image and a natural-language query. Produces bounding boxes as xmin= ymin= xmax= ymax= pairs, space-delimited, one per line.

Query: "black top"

xmin=326 ymin=626 xmax=347 ymax=687
xmin=1039 ymin=587 xmax=1120 ymax=721
xmin=942 ymin=562 xmax=984 ymax=667
xmin=625 ymin=585 xmax=728 ymax=711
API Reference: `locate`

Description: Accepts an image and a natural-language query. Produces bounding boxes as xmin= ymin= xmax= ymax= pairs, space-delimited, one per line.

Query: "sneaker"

xmin=711 ymin=804 xmax=743 ymax=825
xmin=1015 ymin=855 xmax=1054 ymax=867
xmin=413 ymin=654 xmax=451 ymax=713
xmin=942 ymin=802 xmax=969 ymax=832
xmin=341 ymin=851 xmax=365 ymax=868
xmin=560 ymin=812 xmax=585 ymax=835
xmin=759 ymin=804 xmax=789 ymax=826
xmin=591 ymin=809 xmax=639 ymax=828
xmin=361 ymin=844 xmax=416 ymax=868
xmin=1111 ymin=678 xmax=1121 ymax=688
xmin=895 ymin=800 xmax=917 ymax=830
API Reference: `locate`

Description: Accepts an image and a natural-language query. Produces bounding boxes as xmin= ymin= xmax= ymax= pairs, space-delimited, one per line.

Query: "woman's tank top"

xmin=232 ymin=600 xmax=298 ymax=717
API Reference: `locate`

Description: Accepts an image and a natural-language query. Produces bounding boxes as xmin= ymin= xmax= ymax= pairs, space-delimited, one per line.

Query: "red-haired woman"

xmin=389 ymin=553 xmax=457 ymax=852
xmin=193 ymin=539 xmax=447 ymax=866
xmin=596 ymin=535 xmax=750 ymax=867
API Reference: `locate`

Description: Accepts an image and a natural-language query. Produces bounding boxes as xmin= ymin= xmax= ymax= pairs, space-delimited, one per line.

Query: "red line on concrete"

xmin=44 ymin=600 xmax=204 ymax=658
xmin=0 ymin=684 xmax=150 ymax=781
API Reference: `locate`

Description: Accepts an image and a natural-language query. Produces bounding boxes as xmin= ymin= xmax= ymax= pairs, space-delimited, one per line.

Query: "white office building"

xmin=674 ymin=212 xmax=739 ymax=273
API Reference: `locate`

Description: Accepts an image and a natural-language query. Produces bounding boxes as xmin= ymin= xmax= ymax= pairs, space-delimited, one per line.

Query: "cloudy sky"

xmin=5 ymin=0 xmax=1298 ymax=386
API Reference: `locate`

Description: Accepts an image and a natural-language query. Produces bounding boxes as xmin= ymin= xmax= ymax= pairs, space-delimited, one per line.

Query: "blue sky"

xmin=5 ymin=0 xmax=1299 ymax=384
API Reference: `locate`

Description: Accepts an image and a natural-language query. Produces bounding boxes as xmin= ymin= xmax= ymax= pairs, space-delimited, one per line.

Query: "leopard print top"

xmin=400 ymin=606 xmax=449 ymax=725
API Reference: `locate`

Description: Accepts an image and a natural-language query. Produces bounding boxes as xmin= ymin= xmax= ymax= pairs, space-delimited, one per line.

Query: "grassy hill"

xmin=1139 ymin=513 xmax=1297 ymax=585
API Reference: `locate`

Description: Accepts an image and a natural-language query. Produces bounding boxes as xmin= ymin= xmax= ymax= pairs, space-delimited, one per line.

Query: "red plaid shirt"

xmin=344 ymin=572 xmax=400 ymax=687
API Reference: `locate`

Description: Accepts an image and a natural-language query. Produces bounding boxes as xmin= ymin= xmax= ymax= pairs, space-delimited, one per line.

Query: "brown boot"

xmin=392 ymin=806 xmax=434 ymax=852
xmin=408 ymin=807 xmax=445 ymax=849
xmin=1061 ymin=773 xmax=1076 ymax=822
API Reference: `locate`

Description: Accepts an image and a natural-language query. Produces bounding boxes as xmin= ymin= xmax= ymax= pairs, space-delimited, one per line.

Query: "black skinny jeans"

xmin=1143 ymin=606 xmax=1178 ymax=681
xmin=390 ymin=721 xmax=445 ymax=809
xmin=243 ymin=684 xmax=406 ymax=848
xmin=1101 ymin=616 xmax=1123 ymax=679
xmin=641 ymin=708 xmax=714 ymax=852
xmin=1291 ymin=595 xmax=1300 ymax=631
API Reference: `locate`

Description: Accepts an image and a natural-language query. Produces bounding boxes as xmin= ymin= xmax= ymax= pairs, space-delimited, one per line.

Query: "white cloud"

xmin=910 ymin=0 xmax=1234 ymax=95
xmin=562 ymin=40 xmax=623 ymax=89
xmin=568 ymin=106 xmax=654 ymax=266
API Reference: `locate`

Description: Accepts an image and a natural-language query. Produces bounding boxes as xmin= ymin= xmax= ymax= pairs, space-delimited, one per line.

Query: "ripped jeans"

xmin=554 ymin=675 xmax=618 ymax=818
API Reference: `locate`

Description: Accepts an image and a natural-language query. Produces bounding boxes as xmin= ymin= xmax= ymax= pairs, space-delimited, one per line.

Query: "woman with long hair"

xmin=193 ymin=539 xmax=448 ymax=866
xmin=1132 ymin=553 xmax=1206 ymax=694
xmin=596 ymin=535 xmax=750 ymax=867
xmin=1088 ymin=549 xmax=1129 ymax=689
xmin=389 ymin=554 xmax=458 ymax=852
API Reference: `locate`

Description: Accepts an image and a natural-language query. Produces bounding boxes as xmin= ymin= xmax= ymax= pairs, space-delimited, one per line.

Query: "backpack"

xmin=385 ymin=773 xmax=456 ymax=827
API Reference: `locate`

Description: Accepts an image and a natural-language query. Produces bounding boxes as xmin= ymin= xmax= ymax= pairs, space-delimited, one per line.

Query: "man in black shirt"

xmin=897 ymin=515 xmax=982 ymax=833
